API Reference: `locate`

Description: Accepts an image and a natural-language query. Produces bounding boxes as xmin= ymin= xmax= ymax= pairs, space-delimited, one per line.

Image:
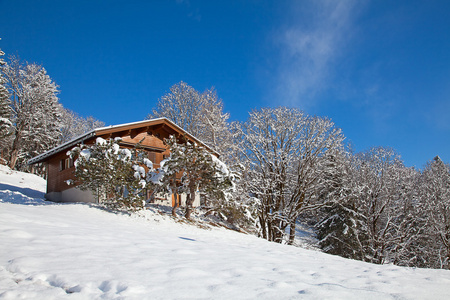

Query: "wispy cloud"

xmin=273 ymin=0 xmax=362 ymax=107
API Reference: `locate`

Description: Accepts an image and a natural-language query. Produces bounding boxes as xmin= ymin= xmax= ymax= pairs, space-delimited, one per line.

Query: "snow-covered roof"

xmin=28 ymin=117 xmax=218 ymax=165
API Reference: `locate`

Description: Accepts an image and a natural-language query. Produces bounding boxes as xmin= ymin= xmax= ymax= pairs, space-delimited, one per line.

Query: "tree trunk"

xmin=9 ymin=127 xmax=22 ymax=169
xmin=171 ymin=175 xmax=178 ymax=217
xmin=185 ymin=183 xmax=196 ymax=219
xmin=259 ymin=215 xmax=267 ymax=239
xmin=171 ymin=193 xmax=178 ymax=217
xmin=288 ymin=220 xmax=296 ymax=245
xmin=267 ymin=219 xmax=273 ymax=241
xmin=273 ymin=224 xmax=283 ymax=244
xmin=9 ymin=148 xmax=19 ymax=169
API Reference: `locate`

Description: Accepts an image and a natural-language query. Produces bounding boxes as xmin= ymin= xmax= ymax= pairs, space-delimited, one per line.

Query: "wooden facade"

xmin=29 ymin=118 xmax=217 ymax=205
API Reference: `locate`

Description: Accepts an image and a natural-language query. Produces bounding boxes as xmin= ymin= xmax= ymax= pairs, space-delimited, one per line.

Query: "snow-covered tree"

xmin=197 ymin=88 xmax=235 ymax=163
xmin=240 ymin=107 xmax=345 ymax=244
xmin=69 ymin=138 xmax=149 ymax=211
xmin=148 ymin=82 xmax=234 ymax=162
xmin=149 ymin=81 xmax=202 ymax=135
xmin=316 ymin=151 xmax=369 ymax=260
xmin=355 ymin=147 xmax=420 ymax=264
xmin=0 ymin=44 xmax=12 ymax=154
xmin=1 ymin=56 xmax=62 ymax=170
xmin=419 ymin=156 xmax=450 ymax=269
xmin=386 ymin=166 xmax=424 ymax=267
xmin=149 ymin=135 xmax=235 ymax=219
xmin=59 ymin=108 xmax=104 ymax=143
xmin=317 ymin=147 xmax=422 ymax=265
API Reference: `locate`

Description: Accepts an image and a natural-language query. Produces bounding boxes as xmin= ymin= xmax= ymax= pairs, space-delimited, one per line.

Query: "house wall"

xmin=46 ymin=187 xmax=96 ymax=203
xmin=47 ymin=151 xmax=76 ymax=194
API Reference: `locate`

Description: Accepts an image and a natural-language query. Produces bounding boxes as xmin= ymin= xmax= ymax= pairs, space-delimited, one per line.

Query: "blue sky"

xmin=1 ymin=0 xmax=449 ymax=168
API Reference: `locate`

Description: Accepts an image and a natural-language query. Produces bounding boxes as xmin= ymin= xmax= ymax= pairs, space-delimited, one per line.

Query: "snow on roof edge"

xmin=93 ymin=117 xmax=168 ymax=132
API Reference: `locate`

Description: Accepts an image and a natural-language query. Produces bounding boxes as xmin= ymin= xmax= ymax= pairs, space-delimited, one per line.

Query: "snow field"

xmin=1 ymin=166 xmax=450 ymax=299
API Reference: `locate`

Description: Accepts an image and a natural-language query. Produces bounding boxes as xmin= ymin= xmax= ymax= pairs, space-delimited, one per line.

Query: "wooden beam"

xmin=118 ymin=141 xmax=166 ymax=152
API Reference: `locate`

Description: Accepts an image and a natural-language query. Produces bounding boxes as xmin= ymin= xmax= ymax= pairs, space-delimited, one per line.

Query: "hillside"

xmin=1 ymin=165 xmax=450 ymax=299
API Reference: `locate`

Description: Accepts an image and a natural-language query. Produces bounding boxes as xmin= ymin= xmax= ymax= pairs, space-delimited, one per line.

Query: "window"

xmin=60 ymin=158 xmax=74 ymax=171
xmin=65 ymin=158 xmax=74 ymax=169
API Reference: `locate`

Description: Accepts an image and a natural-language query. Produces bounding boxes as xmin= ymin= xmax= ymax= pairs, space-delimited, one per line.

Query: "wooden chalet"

xmin=28 ymin=118 xmax=218 ymax=206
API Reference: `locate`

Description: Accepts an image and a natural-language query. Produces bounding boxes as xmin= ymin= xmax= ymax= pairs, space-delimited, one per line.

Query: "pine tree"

xmin=25 ymin=65 xmax=62 ymax=162
xmin=69 ymin=138 xmax=148 ymax=211
xmin=316 ymin=199 xmax=368 ymax=260
xmin=149 ymin=135 xmax=234 ymax=219
xmin=316 ymin=151 xmax=368 ymax=260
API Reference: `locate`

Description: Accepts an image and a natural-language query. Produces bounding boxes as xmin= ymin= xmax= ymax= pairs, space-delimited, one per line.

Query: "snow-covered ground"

xmin=1 ymin=165 xmax=450 ymax=299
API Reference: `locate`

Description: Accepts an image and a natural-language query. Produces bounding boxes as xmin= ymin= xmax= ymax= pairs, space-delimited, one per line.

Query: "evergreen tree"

xmin=317 ymin=199 xmax=369 ymax=260
xmin=149 ymin=135 xmax=234 ymax=219
xmin=316 ymin=151 xmax=368 ymax=260
xmin=69 ymin=138 xmax=148 ymax=211
xmin=149 ymin=82 xmax=239 ymax=219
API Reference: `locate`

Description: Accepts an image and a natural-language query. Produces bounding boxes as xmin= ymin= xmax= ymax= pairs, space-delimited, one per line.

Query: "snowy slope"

xmin=1 ymin=166 xmax=450 ymax=299
xmin=0 ymin=164 xmax=46 ymax=204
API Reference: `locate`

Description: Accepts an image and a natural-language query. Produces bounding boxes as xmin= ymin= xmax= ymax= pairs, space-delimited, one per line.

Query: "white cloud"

xmin=273 ymin=0 xmax=362 ymax=107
